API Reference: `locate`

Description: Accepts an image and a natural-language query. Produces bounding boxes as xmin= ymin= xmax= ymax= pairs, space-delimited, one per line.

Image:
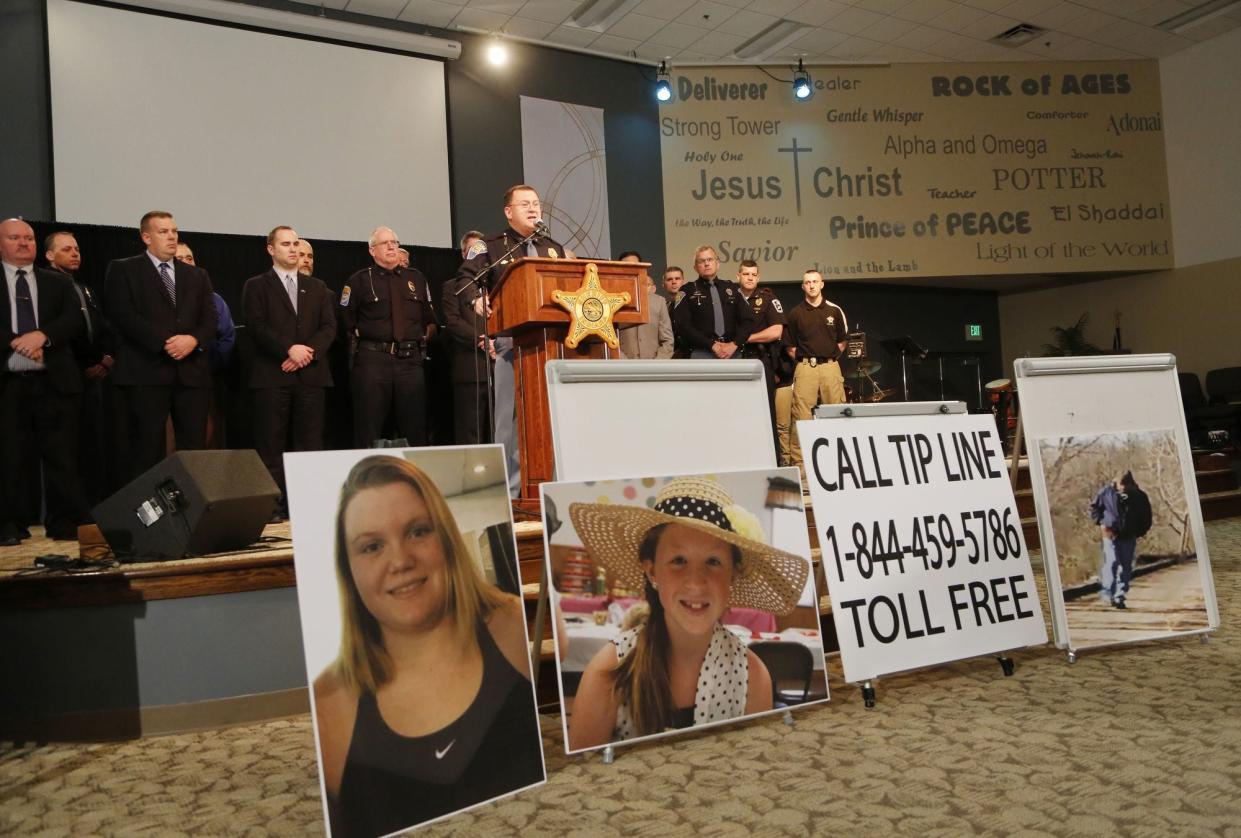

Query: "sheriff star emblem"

xmin=551 ymin=262 xmax=629 ymax=349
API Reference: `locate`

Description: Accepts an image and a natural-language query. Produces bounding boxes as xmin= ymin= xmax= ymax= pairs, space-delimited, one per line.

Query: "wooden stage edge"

xmin=1 ymin=688 xmax=310 ymax=744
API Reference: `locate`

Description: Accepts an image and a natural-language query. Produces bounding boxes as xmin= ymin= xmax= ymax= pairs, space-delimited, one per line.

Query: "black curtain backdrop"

xmin=30 ymin=220 xmax=463 ymax=453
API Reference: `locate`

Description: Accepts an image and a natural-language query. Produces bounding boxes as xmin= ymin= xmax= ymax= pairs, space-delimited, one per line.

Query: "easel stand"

xmin=813 ymin=400 xmax=1028 ymax=708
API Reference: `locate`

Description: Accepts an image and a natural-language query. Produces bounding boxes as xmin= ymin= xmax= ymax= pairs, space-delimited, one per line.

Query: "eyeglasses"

xmin=371 ymin=239 xmax=400 ymax=248
xmin=508 ymin=201 xmax=541 ymax=210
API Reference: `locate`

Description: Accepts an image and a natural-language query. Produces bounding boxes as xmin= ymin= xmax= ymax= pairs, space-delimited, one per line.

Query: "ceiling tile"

xmin=957 ymin=0 xmax=1010 ymax=10
xmin=545 ymin=25 xmax=600 ymax=45
xmin=858 ymin=14 xmax=920 ymax=42
xmin=502 ymin=15 xmax=558 ymax=36
xmin=927 ymin=3 xmax=990 ymax=32
xmin=634 ymin=42 xmax=670 ymax=60
xmin=713 ymin=0 xmax=752 ymax=8
xmin=996 ymin=0 xmax=1060 ymax=19
xmin=517 ymin=0 xmax=579 ymax=24
xmin=1066 ymin=9 xmax=1123 ymax=36
xmin=646 ymin=20 xmax=711 ymax=47
xmin=742 ymin=0 xmax=803 ymax=16
xmin=831 ymin=34 xmax=886 ymax=58
xmin=398 ymin=0 xmax=465 ymax=27
xmin=787 ymin=26 xmax=849 ymax=53
xmin=1180 ymin=14 xmax=1241 ymax=40
xmin=683 ymin=28 xmax=748 ymax=54
xmin=852 ymin=0 xmax=914 ymax=14
xmin=828 ymin=5 xmax=886 ymax=34
xmin=463 ymin=0 xmax=526 ymax=15
xmin=717 ymin=9 xmax=779 ymax=35
xmin=1127 ymin=0 xmax=1192 ymax=26
xmin=1022 ymin=2 xmax=1090 ymax=30
xmin=606 ymin=12 xmax=666 ymax=39
xmin=289 ymin=0 xmax=349 ymax=9
xmin=955 ymin=12 xmax=1020 ymax=40
xmin=451 ymin=6 xmax=513 ymax=28
xmin=893 ymin=0 xmax=957 ymax=24
xmin=633 ymin=0 xmax=699 ymax=22
xmin=891 ymin=24 xmax=952 ymax=50
xmin=785 ymin=0 xmax=850 ymax=26
xmin=675 ymin=0 xmax=741 ymax=30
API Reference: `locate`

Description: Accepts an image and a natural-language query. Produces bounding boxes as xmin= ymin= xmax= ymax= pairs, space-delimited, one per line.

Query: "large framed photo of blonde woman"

xmin=285 ymin=446 xmax=546 ymax=837
xmin=540 ymin=467 xmax=828 ymax=755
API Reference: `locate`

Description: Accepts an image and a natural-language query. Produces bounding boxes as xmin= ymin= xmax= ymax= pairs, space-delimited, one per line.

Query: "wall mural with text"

xmin=659 ymin=61 xmax=1171 ymax=281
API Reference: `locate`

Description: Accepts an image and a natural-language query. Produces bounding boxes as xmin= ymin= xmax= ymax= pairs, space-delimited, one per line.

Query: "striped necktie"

xmin=159 ymin=262 xmax=175 ymax=305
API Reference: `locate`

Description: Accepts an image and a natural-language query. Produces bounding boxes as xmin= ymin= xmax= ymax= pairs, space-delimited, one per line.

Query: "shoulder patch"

xmin=465 ymin=241 xmax=488 ymax=260
xmin=772 ymin=299 xmax=783 ymax=314
xmin=340 ymin=285 xmax=351 ymax=306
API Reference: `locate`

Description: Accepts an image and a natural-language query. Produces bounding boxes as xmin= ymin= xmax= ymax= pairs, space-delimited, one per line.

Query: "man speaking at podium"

xmin=453 ymin=184 xmax=571 ymax=496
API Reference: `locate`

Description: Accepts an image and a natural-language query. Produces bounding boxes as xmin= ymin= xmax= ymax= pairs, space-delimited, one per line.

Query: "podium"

xmin=488 ymin=257 xmax=648 ymax=501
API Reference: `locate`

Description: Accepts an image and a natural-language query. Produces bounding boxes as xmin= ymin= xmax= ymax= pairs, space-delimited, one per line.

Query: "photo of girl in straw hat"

xmin=542 ymin=470 xmax=825 ymax=752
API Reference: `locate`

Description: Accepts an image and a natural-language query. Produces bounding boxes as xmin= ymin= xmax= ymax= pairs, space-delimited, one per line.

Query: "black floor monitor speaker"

xmin=93 ymin=450 xmax=280 ymax=561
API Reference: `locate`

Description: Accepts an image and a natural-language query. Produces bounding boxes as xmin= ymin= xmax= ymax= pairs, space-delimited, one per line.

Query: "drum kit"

xmin=842 ymin=357 xmax=895 ymax=403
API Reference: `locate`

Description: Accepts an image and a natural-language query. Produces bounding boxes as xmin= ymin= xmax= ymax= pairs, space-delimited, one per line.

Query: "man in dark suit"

xmin=104 ymin=211 xmax=217 ymax=482
xmin=242 ymin=226 xmax=336 ymax=510
xmin=1 ymin=218 xmax=86 ymax=544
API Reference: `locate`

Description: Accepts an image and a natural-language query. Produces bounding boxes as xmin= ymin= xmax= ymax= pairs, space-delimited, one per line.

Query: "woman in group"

xmin=313 ymin=455 xmax=543 ymax=838
xmin=566 ymin=475 xmax=808 ymax=750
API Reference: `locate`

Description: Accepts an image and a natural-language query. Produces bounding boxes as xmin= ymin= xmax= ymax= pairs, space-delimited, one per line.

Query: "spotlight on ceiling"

xmin=655 ymin=60 xmax=673 ymax=103
xmin=487 ymin=37 xmax=508 ymax=66
xmin=793 ymin=58 xmax=813 ymax=100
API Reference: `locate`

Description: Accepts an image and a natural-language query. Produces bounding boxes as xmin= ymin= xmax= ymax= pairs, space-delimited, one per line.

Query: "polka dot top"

xmin=612 ymin=622 xmax=749 ymax=741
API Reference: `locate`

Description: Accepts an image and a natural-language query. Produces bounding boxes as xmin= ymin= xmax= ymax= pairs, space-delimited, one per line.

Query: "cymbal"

xmin=847 ymin=360 xmax=881 ymax=376
xmin=868 ymin=387 xmax=896 ymax=402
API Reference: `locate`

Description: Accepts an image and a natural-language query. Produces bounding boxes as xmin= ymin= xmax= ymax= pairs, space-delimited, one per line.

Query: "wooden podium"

xmin=488 ymin=257 xmax=649 ymax=502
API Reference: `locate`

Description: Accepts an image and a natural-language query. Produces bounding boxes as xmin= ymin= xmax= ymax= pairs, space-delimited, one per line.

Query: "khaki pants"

xmin=790 ymin=359 xmax=845 ymax=470
xmin=774 ymin=385 xmax=793 ymax=466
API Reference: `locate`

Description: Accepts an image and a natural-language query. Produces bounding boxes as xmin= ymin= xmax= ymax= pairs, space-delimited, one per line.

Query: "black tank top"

xmin=333 ymin=620 xmax=544 ymax=837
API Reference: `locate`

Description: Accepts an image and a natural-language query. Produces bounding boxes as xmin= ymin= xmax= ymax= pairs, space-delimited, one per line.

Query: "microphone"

xmin=533 ymin=219 xmax=550 ymax=238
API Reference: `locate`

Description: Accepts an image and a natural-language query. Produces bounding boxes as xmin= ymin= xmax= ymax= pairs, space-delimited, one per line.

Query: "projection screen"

xmin=47 ymin=0 xmax=452 ymax=246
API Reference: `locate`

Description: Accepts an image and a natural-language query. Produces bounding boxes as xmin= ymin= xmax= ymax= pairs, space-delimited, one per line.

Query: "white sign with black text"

xmin=800 ymin=412 xmax=1047 ymax=683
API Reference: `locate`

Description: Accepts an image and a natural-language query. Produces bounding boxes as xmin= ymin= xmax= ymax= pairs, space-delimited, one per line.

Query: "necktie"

xmin=15 ymin=269 xmax=36 ymax=334
xmin=285 ymin=275 xmax=298 ymax=314
xmin=526 ymin=241 xmax=538 ymax=258
xmin=389 ymin=272 xmax=406 ymax=343
xmin=159 ymin=262 xmax=175 ymax=305
xmin=71 ymin=281 xmax=94 ymax=344
xmin=708 ymin=280 xmax=725 ymax=338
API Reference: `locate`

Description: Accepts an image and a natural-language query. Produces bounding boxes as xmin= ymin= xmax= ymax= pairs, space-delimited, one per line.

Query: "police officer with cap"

xmin=454 ymin=184 xmax=569 ymax=496
xmin=342 ymin=226 xmax=437 ymax=447
xmin=673 ymin=245 xmax=754 ymax=359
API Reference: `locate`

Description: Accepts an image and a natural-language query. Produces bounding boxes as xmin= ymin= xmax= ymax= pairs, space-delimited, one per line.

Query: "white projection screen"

xmin=47 ymin=0 xmax=452 ymax=246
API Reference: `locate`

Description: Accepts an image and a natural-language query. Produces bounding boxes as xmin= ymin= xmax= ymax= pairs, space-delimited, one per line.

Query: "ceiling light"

xmin=655 ymin=60 xmax=672 ymax=103
xmin=569 ymin=0 xmax=644 ymax=31
xmin=487 ymin=37 xmax=508 ymax=66
xmin=1157 ymin=0 xmax=1241 ymax=33
xmin=732 ymin=19 xmax=808 ymax=61
xmin=793 ymin=59 xmax=812 ymax=100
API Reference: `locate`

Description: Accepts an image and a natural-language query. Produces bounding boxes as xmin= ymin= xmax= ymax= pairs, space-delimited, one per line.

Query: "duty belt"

xmin=358 ymin=339 xmax=423 ymax=355
xmin=800 ymin=356 xmax=837 ymax=367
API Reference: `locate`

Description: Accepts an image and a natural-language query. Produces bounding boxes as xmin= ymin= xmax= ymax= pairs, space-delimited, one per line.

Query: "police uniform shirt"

xmin=785 ymin=299 xmax=848 ymax=361
xmin=453 ymin=227 xmax=567 ymax=293
xmin=740 ymin=288 xmax=785 ymax=359
xmin=673 ymin=277 xmax=755 ymax=352
xmin=341 ymin=265 xmax=434 ymax=342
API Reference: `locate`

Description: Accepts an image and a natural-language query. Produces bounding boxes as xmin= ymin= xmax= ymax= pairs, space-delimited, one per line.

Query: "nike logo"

xmin=435 ymin=740 xmax=455 ymax=760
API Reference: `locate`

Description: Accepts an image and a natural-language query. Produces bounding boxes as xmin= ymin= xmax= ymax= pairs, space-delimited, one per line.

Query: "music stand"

xmin=880 ymin=335 xmax=927 ymax=400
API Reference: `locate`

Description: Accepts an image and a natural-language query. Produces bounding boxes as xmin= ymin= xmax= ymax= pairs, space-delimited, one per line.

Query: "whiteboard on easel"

xmin=1015 ymin=353 xmax=1219 ymax=654
xmin=800 ymin=402 xmax=1048 ymax=684
xmin=546 ymin=359 xmax=776 ymax=480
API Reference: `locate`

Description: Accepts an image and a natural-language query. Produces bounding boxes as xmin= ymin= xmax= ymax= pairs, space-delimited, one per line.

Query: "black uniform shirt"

xmin=453 ymin=227 xmax=567 ymax=294
xmin=785 ymin=299 xmax=848 ymax=361
xmin=740 ymin=287 xmax=786 ymax=360
xmin=673 ymin=277 xmax=755 ymax=352
xmin=341 ymin=264 xmax=434 ymax=342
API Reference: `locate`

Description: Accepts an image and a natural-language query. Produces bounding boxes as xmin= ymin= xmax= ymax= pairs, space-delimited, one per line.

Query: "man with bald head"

xmin=341 ymin=226 xmax=437 ymax=446
xmin=1 ymin=218 xmax=87 ymax=544
xmin=297 ymin=239 xmax=314 ymax=277
xmin=104 ymin=211 xmax=217 ymax=480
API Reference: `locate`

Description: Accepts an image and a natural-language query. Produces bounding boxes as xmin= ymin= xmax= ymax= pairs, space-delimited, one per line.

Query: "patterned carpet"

xmin=4 ymin=520 xmax=1241 ymax=837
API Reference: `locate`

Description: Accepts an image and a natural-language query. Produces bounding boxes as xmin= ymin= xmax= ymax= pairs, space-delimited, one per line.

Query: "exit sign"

xmin=965 ymin=324 xmax=983 ymax=341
